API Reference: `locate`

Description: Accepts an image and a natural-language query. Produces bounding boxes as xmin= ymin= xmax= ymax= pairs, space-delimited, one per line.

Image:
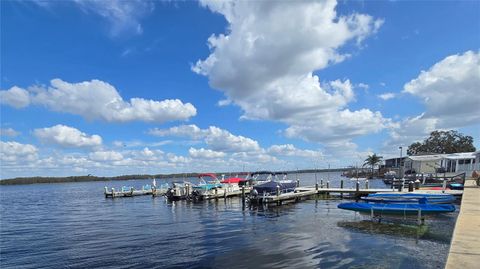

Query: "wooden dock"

xmin=445 ymin=180 xmax=480 ymax=269
xmin=252 ymin=186 xmax=395 ymax=204
xmin=197 ymin=187 xmax=252 ymax=200
xmin=104 ymin=187 xmax=153 ymax=198
xmin=251 ymin=184 xmax=464 ymax=204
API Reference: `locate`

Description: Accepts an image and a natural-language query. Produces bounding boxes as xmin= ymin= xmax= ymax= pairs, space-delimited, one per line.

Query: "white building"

xmin=475 ymin=150 xmax=480 ymax=171
xmin=403 ymin=152 xmax=476 ymax=175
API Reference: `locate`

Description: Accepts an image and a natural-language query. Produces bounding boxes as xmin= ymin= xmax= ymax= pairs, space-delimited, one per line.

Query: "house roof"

xmin=406 ymin=152 xmax=475 ymax=161
xmin=407 ymin=155 xmax=444 ymax=161
xmin=444 ymin=152 xmax=476 ymax=160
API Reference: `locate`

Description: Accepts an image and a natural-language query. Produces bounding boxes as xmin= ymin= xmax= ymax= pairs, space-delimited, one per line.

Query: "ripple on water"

xmin=0 ymin=173 xmax=457 ymax=269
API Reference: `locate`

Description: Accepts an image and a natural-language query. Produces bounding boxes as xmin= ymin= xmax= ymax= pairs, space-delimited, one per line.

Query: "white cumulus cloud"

xmin=0 ymin=79 xmax=197 ymax=123
xmin=386 ymin=50 xmax=480 ymax=149
xmin=267 ymin=144 xmax=323 ymax=158
xmin=0 ymin=86 xmax=30 ymax=108
xmin=194 ymin=0 xmax=387 ymax=145
xmin=89 ymin=150 xmax=124 ymax=162
xmin=378 ymin=92 xmax=396 ymax=100
xmin=403 ymin=50 xmax=480 ymax=127
xmin=0 ymin=128 xmax=20 ymax=137
xmin=150 ymin=124 xmax=261 ymax=152
xmin=0 ymin=141 xmax=38 ymax=163
xmin=189 ymin=147 xmax=226 ymax=159
xmin=34 ymin=124 xmax=103 ymax=148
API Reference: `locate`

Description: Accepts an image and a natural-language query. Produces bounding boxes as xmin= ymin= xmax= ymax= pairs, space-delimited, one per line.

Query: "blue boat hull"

xmin=338 ymin=202 xmax=455 ymax=215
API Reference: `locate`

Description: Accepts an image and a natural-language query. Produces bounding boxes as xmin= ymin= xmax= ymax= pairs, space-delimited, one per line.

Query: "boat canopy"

xmin=197 ymin=173 xmax=217 ymax=179
xmin=220 ymin=177 xmax=246 ymax=184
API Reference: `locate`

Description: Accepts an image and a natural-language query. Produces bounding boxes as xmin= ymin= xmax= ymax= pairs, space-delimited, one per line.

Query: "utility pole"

xmin=399 ymin=146 xmax=403 ymax=178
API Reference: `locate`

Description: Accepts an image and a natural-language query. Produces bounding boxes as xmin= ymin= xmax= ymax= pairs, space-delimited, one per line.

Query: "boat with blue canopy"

xmin=191 ymin=173 xmax=223 ymax=195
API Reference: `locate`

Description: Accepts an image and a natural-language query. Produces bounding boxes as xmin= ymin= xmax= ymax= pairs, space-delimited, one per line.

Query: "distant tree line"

xmin=0 ymin=168 xmax=347 ymax=185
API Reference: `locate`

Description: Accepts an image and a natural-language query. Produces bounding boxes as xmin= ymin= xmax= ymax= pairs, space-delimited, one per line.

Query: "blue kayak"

xmin=361 ymin=194 xmax=455 ymax=204
xmin=338 ymin=202 xmax=455 ymax=215
xmin=368 ymin=193 xmax=453 ymax=198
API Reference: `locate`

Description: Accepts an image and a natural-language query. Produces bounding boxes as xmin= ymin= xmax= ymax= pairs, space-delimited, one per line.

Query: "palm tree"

xmin=364 ymin=154 xmax=383 ymax=177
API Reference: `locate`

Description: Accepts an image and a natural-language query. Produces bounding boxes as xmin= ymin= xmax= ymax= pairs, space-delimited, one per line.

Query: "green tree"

xmin=364 ymin=153 xmax=383 ymax=176
xmin=407 ymin=130 xmax=476 ymax=155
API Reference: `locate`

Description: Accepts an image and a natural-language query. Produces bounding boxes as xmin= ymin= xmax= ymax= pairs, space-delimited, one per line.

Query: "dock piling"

xmin=355 ymin=181 xmax=359 ymax=192
xmin=414 ymin=179 xmax=420 ymax=190
xmin=241 ymin=186 xmax=245 ymax=204
xmin=408 ymin=181 xmax=414 ymax=192
xmin=365 ymin=180 xmax=369 ymax=189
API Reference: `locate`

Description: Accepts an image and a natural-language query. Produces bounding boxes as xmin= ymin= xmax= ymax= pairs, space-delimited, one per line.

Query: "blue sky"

xmin=1 ymin=0 xmax=479 ymax=178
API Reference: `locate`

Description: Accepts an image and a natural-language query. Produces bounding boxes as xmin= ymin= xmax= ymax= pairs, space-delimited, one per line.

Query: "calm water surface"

xmin=0 ymin=172 xmax=457 ymax=268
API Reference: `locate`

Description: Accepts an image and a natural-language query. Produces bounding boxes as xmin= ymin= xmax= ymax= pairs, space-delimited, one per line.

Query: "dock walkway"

xmin=445 ymin=179 xmax=480 ymax=268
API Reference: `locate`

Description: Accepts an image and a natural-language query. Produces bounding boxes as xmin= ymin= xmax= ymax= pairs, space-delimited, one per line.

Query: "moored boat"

xmin=250 ymin=172 xmax=296 ymax=196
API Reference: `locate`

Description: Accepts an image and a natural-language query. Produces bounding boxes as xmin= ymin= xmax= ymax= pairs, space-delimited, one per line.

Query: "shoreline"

xmin=0 ymin=168 xmax=347 ymax=186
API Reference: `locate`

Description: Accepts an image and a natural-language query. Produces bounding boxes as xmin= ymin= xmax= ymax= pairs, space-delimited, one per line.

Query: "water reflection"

xmin=0 ymin=172 xmax=456 ymax=269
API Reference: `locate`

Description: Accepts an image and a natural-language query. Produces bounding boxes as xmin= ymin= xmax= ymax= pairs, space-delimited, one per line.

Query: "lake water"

xmin=0 ymin=172 xmax=457 ymax=268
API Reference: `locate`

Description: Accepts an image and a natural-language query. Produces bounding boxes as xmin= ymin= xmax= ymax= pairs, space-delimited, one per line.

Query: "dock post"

xmin=340 ymin=179 xmax=344 ymax=198
xmin=315 ymin=183 xmax=319 ymax=193
xmin=224 ymin=188 xmax=227 ymax=199
xmin=320 ymin=179 xmax=324 ymax=188
xmin=408 ymin=181 xmax=414 ymax=192
xmin=355 ymin=180 xmax=360 ymax=192
xmin=442 ymin=180 xmax=447 ymax=193
xmin=296 ymin=179 xmax=300 ymax=188
xmin=111 ymin=188 xmax=115 ymax=198
xmin=104 ymin=187 xmax=108 ymax=197
xmin=365 ymin=180 xmax=369 ymax=189
xmin=417 ymin=208 xmax=422 ymax=225
xmin=215 ymin=187 xmax=218 ymax=200
xmin=276 ymin=185 xmax=280 ymax=196
xmin=241 ymin=186 xmax=245 ymax=205
xmin=414 ymin=179 xmax=420 ymax=190
xmin=326 ymin=181 xmax=330 ymax=189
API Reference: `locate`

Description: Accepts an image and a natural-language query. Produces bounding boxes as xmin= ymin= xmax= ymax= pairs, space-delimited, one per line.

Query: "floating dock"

xmin=250 ymin=182 xmax=463 ymax=204
xmin=445 ymin=179 xmax=480 ymax=269
xmin=104 ymin=187 xmax=153 ymax=198
xmin=196 ymin=186 xmax=252 ymax=200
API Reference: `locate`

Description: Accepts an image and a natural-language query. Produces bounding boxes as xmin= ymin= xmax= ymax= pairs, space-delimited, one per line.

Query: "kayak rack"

xmin=369 ymin=207 xmax=426 ymax=225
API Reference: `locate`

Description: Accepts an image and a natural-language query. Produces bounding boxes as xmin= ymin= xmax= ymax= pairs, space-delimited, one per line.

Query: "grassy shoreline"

xmin=0 ymin=168 xmax=347 ymax=185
